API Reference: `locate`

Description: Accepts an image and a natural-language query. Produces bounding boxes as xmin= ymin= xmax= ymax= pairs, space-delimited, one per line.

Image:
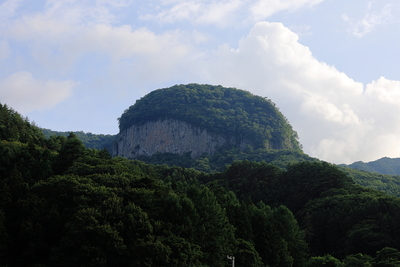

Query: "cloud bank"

xmin=0 ymin=71 xmax=77 ymax=113
xmin=207 ymin=22 xmax=400 ymax=163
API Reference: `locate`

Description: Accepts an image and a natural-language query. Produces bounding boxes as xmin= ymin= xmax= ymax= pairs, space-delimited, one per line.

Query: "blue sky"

xmin=1 ymin=0 xmax=399 ymax=164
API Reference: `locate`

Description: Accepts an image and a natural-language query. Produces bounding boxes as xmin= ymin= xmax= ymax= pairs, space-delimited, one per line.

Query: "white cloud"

xmin=309 ymin=77 xmax=400 ymax=164
xmin=207 ymin=21 xmax=400 ymax=163
xmin=365 ymin=76 xmax=400 ymax=105
xmin=140 ymin=0 xmax=326 ymax=25
xmin=3 ymin=8 xmax=195 ymax=77
xmin=250 ymin=0 xmax=324 ymax=21
xmin=0 ymin=71 xmax=77 ymax=113
xmin=342 ymin=2 xmax=393 ymax=37
xmin=41 ymin=0 xmax=132 ymax=25
xmin=140 ymin=1 xmax=201 ymax=23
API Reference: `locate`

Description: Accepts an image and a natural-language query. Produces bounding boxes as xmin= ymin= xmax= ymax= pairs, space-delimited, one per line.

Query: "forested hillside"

xmin=3 ymin=103 xmax=400 ymax=266
xmin=341 ymin=157 xmax=400 ymax=175
xmin=42 ymin=128 xmax=116 ymax=152
xmin=136 ymin=148 xmax=316 ymax=173
xmin=340 ymin=167 xmax=400 ymax=197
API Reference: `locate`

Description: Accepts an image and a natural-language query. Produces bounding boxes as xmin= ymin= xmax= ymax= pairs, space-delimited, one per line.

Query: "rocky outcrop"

xmin=114 ymin=119 xmax=250 ymax=158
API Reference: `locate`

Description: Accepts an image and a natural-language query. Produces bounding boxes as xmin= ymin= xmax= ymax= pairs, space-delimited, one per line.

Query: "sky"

xmin=1 ymin=0 xmax=400 ymax=164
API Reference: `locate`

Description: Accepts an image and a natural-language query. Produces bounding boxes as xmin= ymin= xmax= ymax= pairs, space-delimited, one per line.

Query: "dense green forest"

xmin=340 ymin=167 xmax=400 ymax=198
xmin=135 ymin=150 xmax=400 ymax=198
xmin=3 ymin=102 xmax=400 ymax=266
xmin=39 ymin=127 xmax=400 ymax=199
xmin=136 ymin=149 xmax=316 ymax=173
xmin=42 ymin=129 xmax=116 ymax=152
xmin=118 ymin=84 xmax=301 ymax=150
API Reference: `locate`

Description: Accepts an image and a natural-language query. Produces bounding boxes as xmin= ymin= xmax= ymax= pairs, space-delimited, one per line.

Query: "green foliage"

xmin=281 ymin=161 xmax=355 ymax=212
xmin=54 ymin=133 xmax=87 ymax=174
xmin=212 ymin=160 xmax=400 ymax=260
xmin=373 ymin=247 xmax=400 ymax=267
xmin=305 ymin=254 xmax=343 ymax=267
xmin=118 ymin=83 xmax=301 ymax=150
xmin=343 ymin=253 xmax=373 ymax=267
xmin=0 ymin=103 xmax=46 ymax=145
xmin=301 ymin=191 xmax=400 ymax=258
xmin=137 ymin=147 xmax=316 ymax=173
xmin=42 ymin=128 xmax=116 ymax=152
xmin=3 ymin=101 xmax=400 ymax=267
xmin=341 ymin=167 xmax=400 ymax=197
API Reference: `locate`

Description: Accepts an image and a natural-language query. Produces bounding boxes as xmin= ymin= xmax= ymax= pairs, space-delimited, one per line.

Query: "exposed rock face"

xmin=114 ymin=119 xmax=249 ymax=158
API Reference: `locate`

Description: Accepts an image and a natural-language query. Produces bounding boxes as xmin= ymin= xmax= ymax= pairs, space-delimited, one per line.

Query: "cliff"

xmin=114 ymin=119 xmax=253 ymax=158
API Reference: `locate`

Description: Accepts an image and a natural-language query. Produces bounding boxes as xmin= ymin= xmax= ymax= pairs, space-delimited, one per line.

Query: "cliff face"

xmin=114 ymin=119 xmax=250 ymax=158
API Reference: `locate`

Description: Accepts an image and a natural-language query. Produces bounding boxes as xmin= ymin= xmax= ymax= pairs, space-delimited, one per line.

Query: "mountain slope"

xmin=341 ymin=157 xmax=400 ymax=175
xmin=340 ymin=166 xmax=400 ymax=197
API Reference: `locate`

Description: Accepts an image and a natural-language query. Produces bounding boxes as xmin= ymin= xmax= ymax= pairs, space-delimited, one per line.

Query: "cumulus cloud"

xmin=207 ymin=22 xmax=400 ymax=163
xmin=0 ymin=71 xmax=77 ymax=113
xmin=342 ymin=2 xmax=393 ymax=37
xmin=365 ymin=77 xmax=400 ymax=105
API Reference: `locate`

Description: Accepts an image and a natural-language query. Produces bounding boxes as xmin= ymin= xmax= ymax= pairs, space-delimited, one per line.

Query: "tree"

xmin=373 ymin=247 xmax=400 ymax=267
xmin=55 ymin=133 xmax=86 ymax=174
xmin=343 ymin=253 xmax=373 ymax=267
xmin=305 ymin=254 xmax=343 ymax=267
xmin=186 ymin=185 xmax=236 ymax=266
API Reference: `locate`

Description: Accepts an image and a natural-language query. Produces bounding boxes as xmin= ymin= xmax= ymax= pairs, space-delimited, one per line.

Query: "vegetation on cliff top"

xmin=118 ymin=84 xmax=301 ymax=150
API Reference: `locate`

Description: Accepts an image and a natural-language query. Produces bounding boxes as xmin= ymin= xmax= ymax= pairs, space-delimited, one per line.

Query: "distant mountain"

xmin=340 ymin=157 xmax=400 ymax=175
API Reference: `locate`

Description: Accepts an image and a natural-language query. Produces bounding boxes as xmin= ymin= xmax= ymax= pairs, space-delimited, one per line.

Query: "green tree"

xmin=305 ymin=254 xmax=343 ymax=267
xmin=186 ymin=185 xmax=236 ymax=266
xmin=343 ymin=253 xmax=373 ymax=267
xmin=272 ymin=205 xmax=309 ymax=267
xmin=373 ymin=247 xmax=400 ymax=267
xmin=54 ymin=133 xmax=86 ymax=174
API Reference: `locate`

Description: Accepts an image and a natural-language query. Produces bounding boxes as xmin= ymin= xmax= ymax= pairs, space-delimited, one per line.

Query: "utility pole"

xmin=227 ymin=255 xmax=235 ymax=267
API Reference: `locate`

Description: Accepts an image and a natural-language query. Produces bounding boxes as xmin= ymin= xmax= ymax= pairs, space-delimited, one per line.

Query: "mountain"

xmin=115 ymin=84 xmax=301 ymax=159
xmin=340 ymin=157 xmax=400 ymax=175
